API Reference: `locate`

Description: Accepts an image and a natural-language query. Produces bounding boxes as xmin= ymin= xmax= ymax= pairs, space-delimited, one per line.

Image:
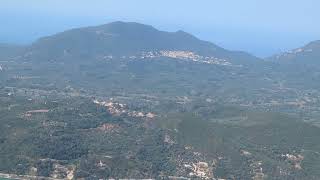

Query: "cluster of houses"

xmin=93 ymin=99 xmax=156 ymax=119
xmin=101 ymin=50 xmax=234 ymax=66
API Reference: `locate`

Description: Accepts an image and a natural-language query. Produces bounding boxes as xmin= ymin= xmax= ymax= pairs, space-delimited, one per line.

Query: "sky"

xmin=0 ymin=0 xmax=319 ymax=57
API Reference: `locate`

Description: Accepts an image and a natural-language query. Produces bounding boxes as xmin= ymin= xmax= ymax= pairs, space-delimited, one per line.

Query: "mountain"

xmin=2 ymin=22 xmax=320 ymax=179
xmin=22 ymin=21 xmax=260 ymax=65
xmin=270 ymin=40 xmax=320 ymax=65
xmin=267 ymin=40 xmax=320 ymax=89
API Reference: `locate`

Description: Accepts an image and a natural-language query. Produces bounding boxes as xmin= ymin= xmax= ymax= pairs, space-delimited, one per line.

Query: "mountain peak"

xmin=95 ymin=21 xmax=158 ymax=34
xmin=106 ymin=21 xmax=153 ymax=27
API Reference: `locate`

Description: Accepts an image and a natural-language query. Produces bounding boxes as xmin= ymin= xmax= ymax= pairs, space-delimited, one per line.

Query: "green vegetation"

xmin=1 ymin=21 xmax=320 ymax=179
xmin=1 ymin=91 xmax=319 ymax=179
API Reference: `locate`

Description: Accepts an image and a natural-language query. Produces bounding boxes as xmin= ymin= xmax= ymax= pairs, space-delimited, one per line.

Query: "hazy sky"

xmin=0 ymin=0 xmax=319 ymax=57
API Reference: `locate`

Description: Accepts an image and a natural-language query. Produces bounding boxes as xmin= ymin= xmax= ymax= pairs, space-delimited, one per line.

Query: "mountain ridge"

xmin=269 ymin=40 xmax=320 ymax=64
xmin=19 ymin=21 xmax=261 ymax=64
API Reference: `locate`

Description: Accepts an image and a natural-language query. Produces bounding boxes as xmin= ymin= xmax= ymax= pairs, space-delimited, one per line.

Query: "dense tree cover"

xmin=33 ymin=133 xmax=88 ymax=160
xmin=1 ymin=93 xmax=320 ymax=179
xmin=1 ymin=22 xmax=320 ymax=179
